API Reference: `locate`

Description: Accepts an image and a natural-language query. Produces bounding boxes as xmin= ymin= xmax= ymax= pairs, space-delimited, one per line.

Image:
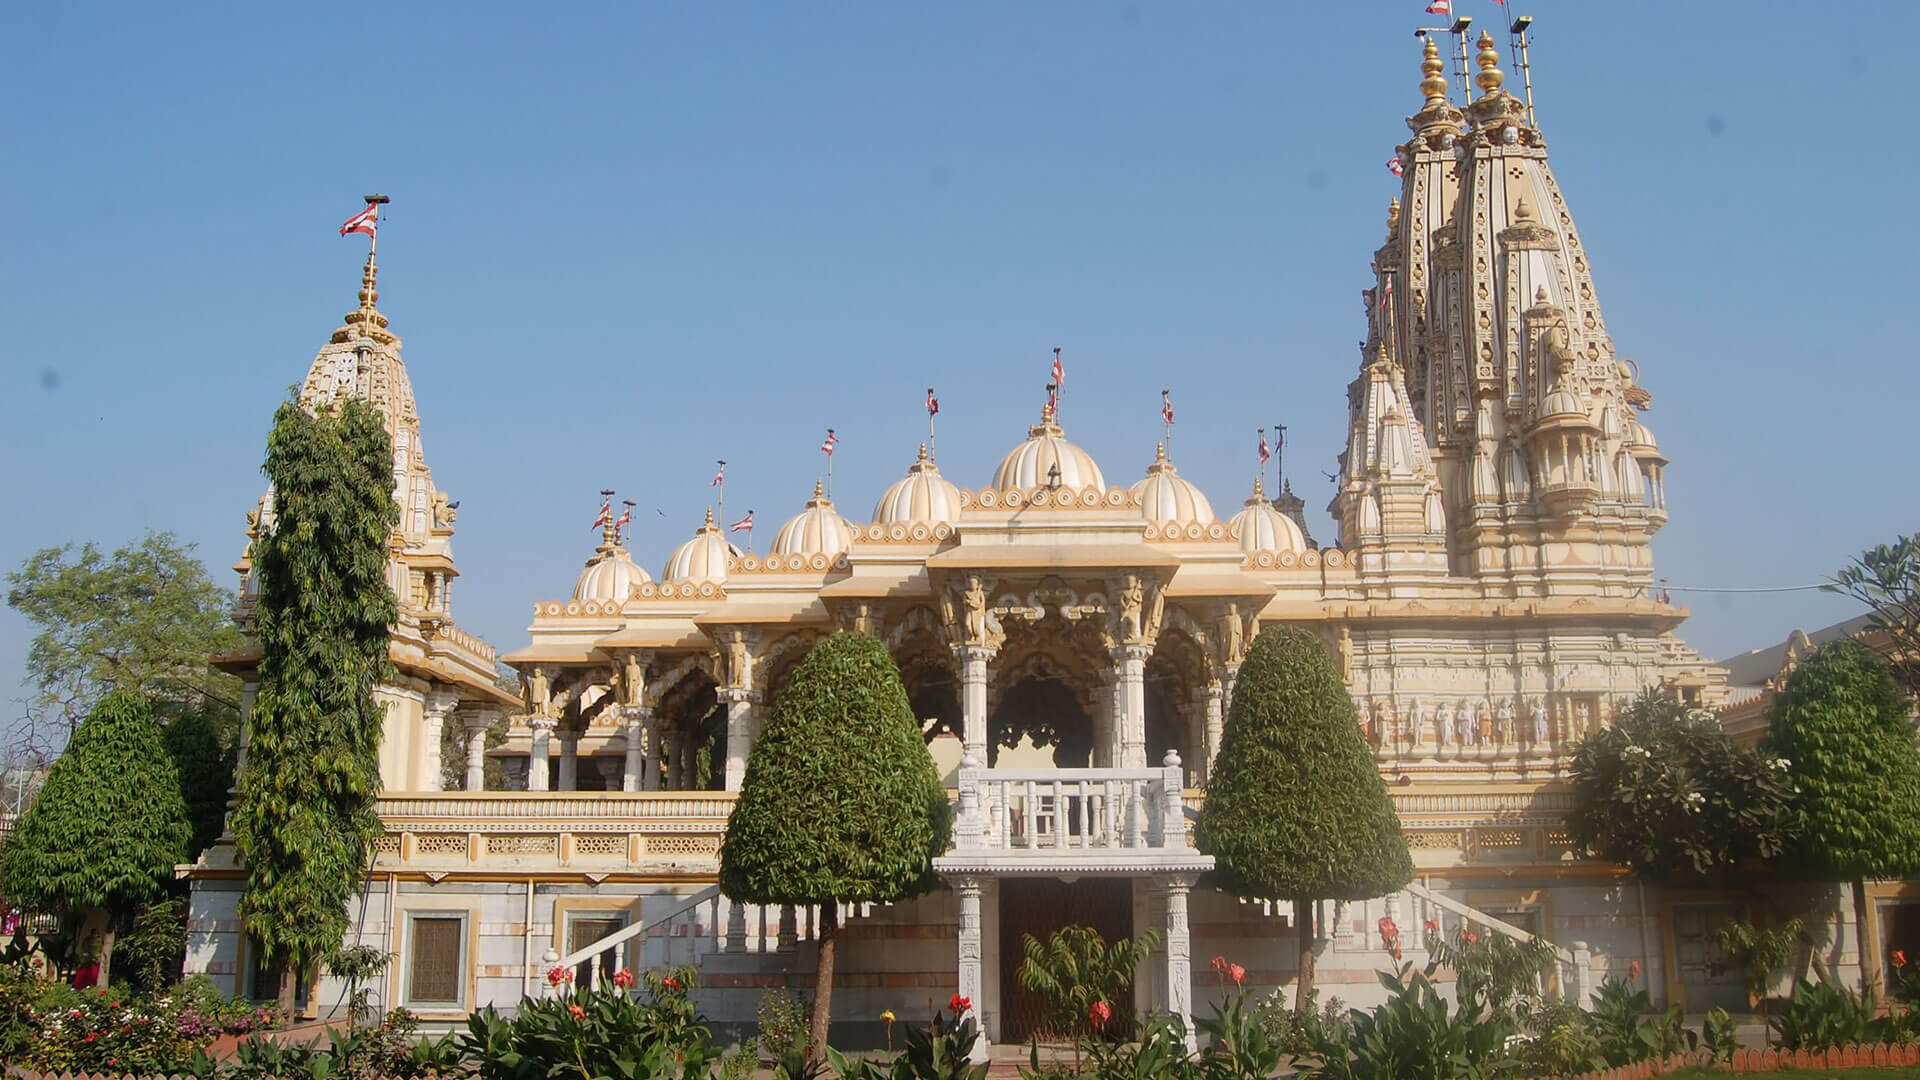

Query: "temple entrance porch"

xmin=996 ymin=877 xmax=1134 ymax=1044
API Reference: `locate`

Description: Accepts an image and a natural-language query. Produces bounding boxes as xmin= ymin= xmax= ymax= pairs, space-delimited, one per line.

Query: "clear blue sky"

xmin=4 ymin=1 xmax=1915 ymax=717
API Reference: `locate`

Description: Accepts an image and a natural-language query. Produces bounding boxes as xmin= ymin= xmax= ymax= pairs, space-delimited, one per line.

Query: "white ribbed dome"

xmin=873 ymin=445 xmax=963 ymax=527
xmin=662 ymin=509 xmax=739 ymax=583
xmin=1131 ymin=443 xmax=1215 ymax=526
xmin=1227 ymin=479 xmax=1307 ymax=556
xmin=1623 ymin=417 xmax=1659 ymax=452
xmin=1541 ymin=386 xmax=1585 ymax=419
xmin=574 ymin=544 xmax=651 ymax=602
xmin=992 ymin=412 xmax=1105 ymax=491
xmin=772 ymin=481 xmax=858 ymax=557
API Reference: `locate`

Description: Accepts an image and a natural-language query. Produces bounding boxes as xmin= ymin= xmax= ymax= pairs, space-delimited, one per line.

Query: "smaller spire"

xmin=1250 ymin=476 xmax=1267 ymax=502
xmin=1420 ymin=34 xmax=1449 ymax=107
xmin=704 ymin=507 xmax=716 ymax=528
xmin=917 ymin=442 xmax=929 ymax=462
xmin=1155 ymin=441 xmax=1168 ymax=464
xmin=1386 ymin=197 xmax=1402 ymax=239
xmin=1474 ymin=31 xmax=1506 ymax=97
xmin=813 ymin=478 xmax=825 ymax=499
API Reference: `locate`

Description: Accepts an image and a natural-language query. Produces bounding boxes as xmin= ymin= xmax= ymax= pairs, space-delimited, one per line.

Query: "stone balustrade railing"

xmin=949 ymin=754 xmax=1193 ymax=854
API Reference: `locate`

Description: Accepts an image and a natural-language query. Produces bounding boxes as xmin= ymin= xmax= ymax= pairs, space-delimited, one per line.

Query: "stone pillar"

xmin=1164 ymin=874 xmax=1197 ymax=1050
xmin=621 ymin=707 xmax=652 ymax=793
xmin=957 ymin=647 xmax=996 ymax=766
xmin=463 ymin=711 xmax=494 ymax=792
xmin=721 ymin=688 xmax=760 ymax=791
xmin=726 ymin=899 xmax=748 ymax=953
xmin=526 ymin=717 xmax=554 ymax=791
xmin=956 ymin=874 xmax=988 ymax=1062
xmin=777 ymin=905 xmax=797 ymax=953
xmin=419 ymin=689 xmax=459 ymax=792
xmin=557 ymin=729 xmax=579 ymax=791
xmin=1114 ymin=645 xmax=1151 ymax=768
xmin=1202 ymin=681 xmax=1225 ymax=782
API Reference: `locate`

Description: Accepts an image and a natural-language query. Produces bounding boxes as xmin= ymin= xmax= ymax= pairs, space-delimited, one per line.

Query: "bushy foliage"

xmin=1293 ymin=964 xmax=1516 ymax=1080
xmin=1195 ymin=627 xmax=1411 ymax=1009
xmin=1015 ymin=924 xmax=1158 ymax=1047
xmin=1567 ymin=691 xmax=1794 ymax=881
xmin=831 ymin=997 xmax=989 ymax=1080
xmin=0 ymin=963 xmax=278 ymax=1073
xmin=0 ymin=690 xmax=192 ymax=918
xmin=720 ymin=631 xmax=950 ymax=1050
xmin=1828 ymin=533 xmax=1920 ymax=694
xmin=164 ymin=706 xmax=238 ymax=858
xmin=232 ymin=395 xmax=399 ymax=998
xmin=1422 ymin=922 xmax=1558 ymax=1024
xmin=461 ymin=967 xmax=716 ymax=1080
xmin=1713 ymin=917 xmax=1802 ymax=1016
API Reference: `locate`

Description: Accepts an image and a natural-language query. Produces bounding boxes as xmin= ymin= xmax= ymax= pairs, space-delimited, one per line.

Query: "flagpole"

xmin=1258 ymin=427 xmax=1267 ymax=493
xmin=1161 ymin=390 xmax=1173 ymax=454
xmin=716 ymin=460 xmax=726 ymax=533
xmin=928 ymin=388 xmax=938 ymax=462
xmin=1276 ymin=424 xmax=1288 ymax=494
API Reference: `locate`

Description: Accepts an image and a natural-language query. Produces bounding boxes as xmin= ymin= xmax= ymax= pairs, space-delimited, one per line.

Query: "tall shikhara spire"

xmin=1348 ymin=32 xmax=1669 ymax=595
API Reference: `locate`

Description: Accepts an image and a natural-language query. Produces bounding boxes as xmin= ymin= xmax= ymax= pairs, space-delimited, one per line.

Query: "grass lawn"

xmin=1657 ymin=1071 xmax=1920 ymax=1080
xmin=1658 ymin=1060 xmax=1920 ymax=1068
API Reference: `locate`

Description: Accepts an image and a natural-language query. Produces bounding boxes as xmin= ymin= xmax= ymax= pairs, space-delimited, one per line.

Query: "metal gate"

xmin=997 ymin=877 xmax=1134 ymax=1045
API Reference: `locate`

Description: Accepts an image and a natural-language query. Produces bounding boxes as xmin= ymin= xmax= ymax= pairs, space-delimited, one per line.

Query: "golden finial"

xmin=917 ymin=442 xmax=929 ymax=462
xmin=1155 ymin=441 xmax=1168 ymax=464
xmin=813 ymin=478 xmax=825 ymax=499
xmin=1420 ymin=35 xmax=1449 ymax=106
xmin=1474 ymin=31 xmax=1506 ymax=96
xmin=1040 ymin=398 xmax=1056 ymax=425
xmin=1387 ymin=197 xmax=1402 ymax=235
xmin=1252 ymin=476 xmax=1267 ymax=500
xmin=704 ymin=507 xmax=715 ymax=527
xmin=358 ymin=252 xmax=379 ymax=311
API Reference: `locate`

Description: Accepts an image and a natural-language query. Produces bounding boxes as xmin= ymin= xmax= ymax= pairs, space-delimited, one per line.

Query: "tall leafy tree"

xmin=1567 ymin=692 xmax=1794 ymax=882
xmin=719 ymin=632 xmax=949 ymax=1054
xmin=231 ymin=395 xmax=398 ymax=1007
xmin=1195 ymin=626 xmax=1412 ymax=1015
xmin=1768 ymin=640 xmax=1920 ymax=1001
xmin=1828 ymin=534 xmax=1920 ymax=695
xmin=163 ymin=707 xmax=237 ymax=858
xmin=0 ymin=690 xmax=191 ymax=979
xmin=6 ymin=531 xmax=241 ymax=744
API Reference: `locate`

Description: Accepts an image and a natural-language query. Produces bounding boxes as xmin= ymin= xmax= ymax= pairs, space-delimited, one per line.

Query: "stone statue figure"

xmin=1458 ymin=702 xmax=1476 ymax=746
xmin=1143 ymin=581 xmax=1164 ymax=643
xmin=1575 ymin=700 xmax=1592 ymax=738
xmin=1478 ymin=702 xmax=1495 ymax=745
xmin=963 ymin=575 xmax=988 ymax=645
xmin=726 ymin=631 xmax=752 ymax=689
xmin=1496 ymin=698 xmax=1515 ymax=744
xmin=527 ymin=666 xmax=551 ymax=718
xmin=623 ymin=652 xmax=645 ymax=706
xmin=1407 ymin=699 xmax=1427 ymax=747
xmin=1531 ymin=699 xmax=1549 ymax=744
xmin=1118 ymin=575 xmax=1145 ymax=643
xmin=431 ymin=490 xmax=457 ymax=527
xmin=1436 ymin=701 xmax=1455 ymax=745
xmin=1337 ymin=627 xmax=1355 ymax=682
xmin=1219 ymin=601 xmax=1245 ymax=666
xmin=1377 ymin=700 xmax=1397 ymax=748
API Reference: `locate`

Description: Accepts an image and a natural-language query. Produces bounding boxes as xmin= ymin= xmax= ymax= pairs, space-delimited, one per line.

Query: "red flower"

xmin=611 ymin=968 xmax=635 ymax=989
xmin=568 ymin=1003 xmax=585 ymax=1019
xmin=1389 ymin=945 xmax=1403 ymax=962
xmin=1088 ymin=999 xmax=1112 ymax=1026
xmin=1628 ymin=960 xmax=1641 ymax=981
xmin=1462 ymin=930 xmax=1479 ymax=945
xmin=1228 ymin=963 xmax=1246 ymax=985
xmin=663 ymin=975 xmax=683 ymax=992
xmin=546 ymin=966 xmax=573 ymax=987
xmin=1378 ymin=916 xmax=1399 ymax=935
xmin=1211 ymin=955 xmax=1228 ymax=971
xmin=949 ymin=993 xmax=972 ymax=1015
xmin=1896 ymin=950 xmax=1909 ymax=970
xmin=1424 ymin=918 xmax=1441 ymax=934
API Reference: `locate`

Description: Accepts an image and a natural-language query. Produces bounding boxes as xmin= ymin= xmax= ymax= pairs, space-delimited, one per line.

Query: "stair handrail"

xmin=1402 ymin=881 xmax=1593 ymax=1006
xmin=548 ymin=883 xmax=722 ymax=988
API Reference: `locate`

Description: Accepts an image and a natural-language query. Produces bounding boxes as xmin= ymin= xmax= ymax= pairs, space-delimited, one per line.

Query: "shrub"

xmin=1422 ymin=923 xmax=1558 ymax=1024
xmin=1294 ymin=963 xmax=1514 ymax=1080
xmin=1015 ymin=924 xmax=1158 ymax=1050
xmin=1771 ymin=977 xmax=1886 ymax=1051
xmin=460 ymin=976 xmax=719 ymax=1080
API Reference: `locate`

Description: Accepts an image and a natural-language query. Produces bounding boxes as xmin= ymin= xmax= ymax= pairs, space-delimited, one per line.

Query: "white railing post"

xmin=1570 ymin=941 xmax=1593 ymax=1007
xmin=954 ymin=756 xmax=983 ymax=850
xmin=1158 ymin=751 xmax=1184 ymax=848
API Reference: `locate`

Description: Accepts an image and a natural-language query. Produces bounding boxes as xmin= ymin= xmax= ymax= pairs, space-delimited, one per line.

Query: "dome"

xmin=1227 ymin=479 xmax=1307 ymax=556
xmin=772 ymin=480 xmax=858 ymax=557
xmin=992 ymin=408 xmax=1105 ymax=491
xmin=662 ymin=509 xmax=739 ymax=584
xmin=1623 ymin=417 xmax=1660 ymax=453
xmin=573 ymin=544 xmax=651 ymax=602
xmin=1541 ymin=385 xmax=1585 ymax=419
xmin=1131 ymin=443 xmax=1215 ymax=526
xmin=873 ymin=445 xmax=963 ymax=527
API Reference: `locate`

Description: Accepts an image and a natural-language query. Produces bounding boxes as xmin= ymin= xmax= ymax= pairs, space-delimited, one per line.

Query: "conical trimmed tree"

xmin=719 ymin=632 xmax=950 ymax=1055
xmin=1195 ymin=626 xmax=1412 ymax=1014
xmin=0 ymin=690 xmax=192 ymax=980
xmin=1769 ymin=639 xmax=1920 ymax=1000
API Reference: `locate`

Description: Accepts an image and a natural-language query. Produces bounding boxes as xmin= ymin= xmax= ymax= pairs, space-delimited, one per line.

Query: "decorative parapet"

xmin=369 ymin=792 xmax=736 ymax=874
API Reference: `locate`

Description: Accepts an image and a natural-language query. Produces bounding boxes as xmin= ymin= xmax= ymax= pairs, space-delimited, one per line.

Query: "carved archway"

xmin=1147 ymin=624 xmax=1209 ymax=783
xmin=889 ymin=605 xmax=959 ymax=741
xmin=654 ymin=666 xmax=720 ymax=790
xmin=989 ymin=617 xmax=1108 ymax=766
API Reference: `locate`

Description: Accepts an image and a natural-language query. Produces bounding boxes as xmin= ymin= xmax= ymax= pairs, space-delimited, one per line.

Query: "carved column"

xmin=777 ymin=905 xmax=797 ymax=953
xmin=1164 ymin=873 xmax=1198 ymax=1050
xmin=463 ymin=710 xmax=495 ymax=792
xmin=419 ymin=689 xmax=460 ymax=792
xmin=1202 ymin=680 xmax=1225 ymax=782
xmin=526 ymin=716 xmax=555 ymax=791
xmin=957 ymin=646 xmax=996 ymax=766
xmin=956 ymin=874 xmax=988 ymax=1062
xmin=721 ymin=687 xmax=761 ymax=791
xmin=557 ymin=727 xmax=580 ymax=791
xmin=1113 ymin=645 xmax=1151 ymax=768
xmin=621 ymin=706 xmax=652 ymax=792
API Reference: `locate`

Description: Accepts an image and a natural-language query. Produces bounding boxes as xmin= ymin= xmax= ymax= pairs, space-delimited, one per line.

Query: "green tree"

xmin=1768 ymin=640 xmax=1920 ymax=1001
xmin=718 ymin=632 xmax=950 ymax=1054
xmin=1567 ymin=692 xmax=1794 ymax=882
xmin=231 ymin=395 xmax=398 ymax=1007
xmin=1194 ymin=626 xmax=1412 ymax=1016
xmin=6 ymin=530 xmax=241 ymax=742
xmin=163 ymin=707 xmax=237 ymax=858
xmin=0 ymin=690 xmax=191 ymax=980
xmin=1828 ymin=534 xmax=1920 ymax=695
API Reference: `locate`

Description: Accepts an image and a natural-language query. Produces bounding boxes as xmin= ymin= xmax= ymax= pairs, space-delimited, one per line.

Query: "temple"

xmin=187 ymin=32 xmax=1789 ymax=1044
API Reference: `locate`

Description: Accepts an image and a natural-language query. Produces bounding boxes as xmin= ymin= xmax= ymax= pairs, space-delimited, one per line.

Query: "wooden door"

xmin=1672 ymin=903 xmax=1746 ymax=1012
xmin=998 ymin=877 xmax=1134 ymax=1045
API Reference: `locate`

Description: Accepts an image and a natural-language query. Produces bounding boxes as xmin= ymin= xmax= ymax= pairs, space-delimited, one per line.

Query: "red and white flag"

xmin=926 ymin=388 xmax=939 ymax=417
xmin=592 ymin=496 xmax=613 ymax=531
xmin=340 ymin=203 xmax=379 ymax=239
xmin=614 ymin=506 xmax=632 ymax=531
xmin=1425 ymin=0 xmax=1451 ymax=15
xmin=1051 ymin=347 xmax=1065 ymax=386
xmin=1258 ymin=430 xmax=1271 ymax=466
xmin=711 ymin=461 xmax=725 ymax=487
xmin=820 ymin=428 xmax=837 ymax=455
xmin=1386 ymin=157 xmax=1405 ymax=177
xmin=729 ymin=511 xmax=755 ymax=532
xmin=1378 ymin=275 xmax=1395 ymax=311
xmin=1160 ymin=390 xmax=1174 ymax=426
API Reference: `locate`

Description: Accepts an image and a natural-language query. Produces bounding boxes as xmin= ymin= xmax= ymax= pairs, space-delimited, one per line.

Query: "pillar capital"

xmin=718 ymin=686 xmax=761 ymax=707
xmin=1112 ymin=643 xmax=1154 ymax=666
xmin=954 ymin=644 xmax=998 ymax=666
xmin=526 ymin=713 xmax=557 ymax=734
